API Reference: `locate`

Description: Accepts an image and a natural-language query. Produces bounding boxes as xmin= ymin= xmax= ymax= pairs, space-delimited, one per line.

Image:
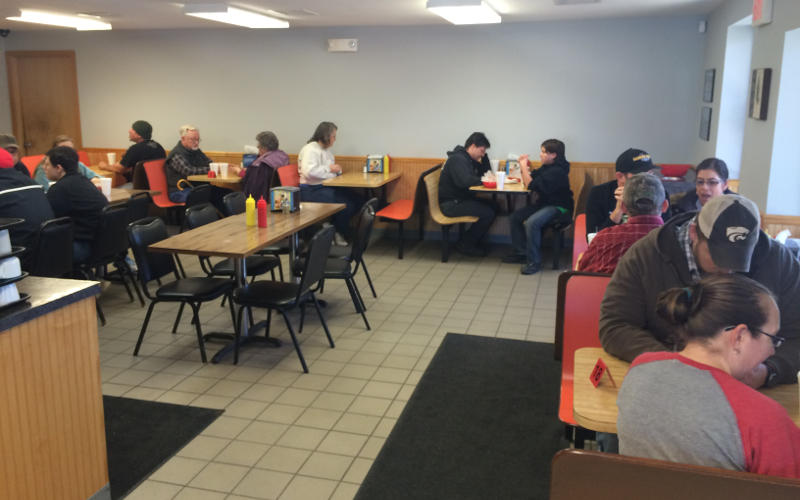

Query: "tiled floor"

xmin=99 ymin=238 xmax=563 ymax=499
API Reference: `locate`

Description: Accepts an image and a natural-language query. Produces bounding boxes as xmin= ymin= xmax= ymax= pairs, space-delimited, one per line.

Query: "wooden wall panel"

xmin=761 ymin=214 xmax=800 ymax=238
xmin=0 ymin=297 xmax=108 ymax=500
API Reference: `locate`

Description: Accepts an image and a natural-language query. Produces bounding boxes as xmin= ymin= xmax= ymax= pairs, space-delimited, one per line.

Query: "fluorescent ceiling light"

xmin=426 ymin=0 xmax=501 ymax=25
xmin=184 ymin=4 xmax=289 ymax=28
xmin=6 ymin=9 xmax=111 ymax=30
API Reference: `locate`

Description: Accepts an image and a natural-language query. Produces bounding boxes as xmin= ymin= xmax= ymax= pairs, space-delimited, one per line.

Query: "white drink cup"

xmin=106 ymin=152 xmax=116 ymax=165
xmin=496 ymin=171 xmax=505 ymax=190
xmin=490 ymin=159 xmax=499 ymax=173
xmin=210 ymin=163 xmax=220 ymax=175
xmin=220 ymin=163 xmax=229 ymax=177
xmin=100 ymin=177 xmax=112 ymax=200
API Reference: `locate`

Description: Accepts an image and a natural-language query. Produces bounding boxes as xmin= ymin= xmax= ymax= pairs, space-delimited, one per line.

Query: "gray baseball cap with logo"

xmin=697 ymin=194 xmax=760 ymax=272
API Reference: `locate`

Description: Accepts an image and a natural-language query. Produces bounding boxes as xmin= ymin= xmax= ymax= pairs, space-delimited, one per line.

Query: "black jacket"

xmin=0 ymin=168 xmax=54 ymax=268
xmin=670 ymin=187 xmax=735 ymax=217
xmin=46 ymin=172 xmax=108 ymax=242
xmin=586 ymin=179 xmax=672 ymax=235
xmin=438 ymin=145 xmax=490 ymax=203
xmin=529 ymin=158 xmax=573 ymax=214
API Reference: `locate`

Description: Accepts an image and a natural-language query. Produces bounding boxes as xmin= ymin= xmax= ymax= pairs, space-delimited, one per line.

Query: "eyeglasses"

xmin=696 ymin=178 xmax=722 ymax=187
xmin=725 ymin=325 xmax=785 ymax=348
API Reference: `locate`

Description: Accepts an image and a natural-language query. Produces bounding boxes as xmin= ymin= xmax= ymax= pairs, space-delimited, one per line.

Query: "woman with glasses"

xmin=617 ymin=274 xmax=800 ymax=478
xmin=672 ymin=157 xmax=735 ymax=216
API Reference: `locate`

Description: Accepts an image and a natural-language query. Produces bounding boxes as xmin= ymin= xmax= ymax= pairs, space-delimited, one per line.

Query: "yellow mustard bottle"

xmin=245 ymin=195 xmax=256 ymax=226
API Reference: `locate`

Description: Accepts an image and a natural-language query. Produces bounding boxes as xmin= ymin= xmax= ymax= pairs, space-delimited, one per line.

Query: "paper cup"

xmin=220 ymin=164 xmax=229 ymax=177
xmin=210 ymin=163 xmax=220 ymax=175
xmin=106 ymin=152 xmax=116 ymax=164
xmin=496 ymin=171 xmax=505 ymax=190
xmin=490 ymin=159 xmax=499 ymax=173
xmin=100 ymin=177 xmax=112 ymax=199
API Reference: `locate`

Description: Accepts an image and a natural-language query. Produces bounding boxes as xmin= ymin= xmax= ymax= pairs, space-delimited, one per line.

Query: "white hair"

xmin=179 ymin=125 xmax=198 ymax=137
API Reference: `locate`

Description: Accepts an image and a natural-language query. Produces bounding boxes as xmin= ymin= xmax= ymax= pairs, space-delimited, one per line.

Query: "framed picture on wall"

xmin=699 ymin=107 xmax=712 ymax=141
xmin=703 ymin=69 xmax=715 ymax=102
xmin=748 ymin=68 xmax=772 ymax=120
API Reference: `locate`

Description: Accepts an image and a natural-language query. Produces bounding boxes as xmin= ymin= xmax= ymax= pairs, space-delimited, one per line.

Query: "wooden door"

xmin=6 ymin=51 xmax=82 ymax=155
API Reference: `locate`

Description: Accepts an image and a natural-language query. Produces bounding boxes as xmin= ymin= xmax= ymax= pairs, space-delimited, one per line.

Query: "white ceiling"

xmin=0 ymin=0 xmax=724 ymax=31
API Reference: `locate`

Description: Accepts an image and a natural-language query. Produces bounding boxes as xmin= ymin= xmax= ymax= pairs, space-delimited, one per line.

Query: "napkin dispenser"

xmin=364 ymin=154 xmax=390 ymax=173
xmin=270 ymin=186 xmax=300 ymax=212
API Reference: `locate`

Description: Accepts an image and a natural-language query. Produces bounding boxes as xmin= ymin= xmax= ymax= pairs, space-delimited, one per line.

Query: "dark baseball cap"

xmin=623 ymin=172 xmax=665 ymax=215
xmin=616 ymin=148 xmax=660 ymax=174
xmin=697 ymin=194 xmax=760 ymax=272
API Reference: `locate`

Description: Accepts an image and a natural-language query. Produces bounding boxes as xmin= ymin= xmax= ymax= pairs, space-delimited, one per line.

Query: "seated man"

xmin=438 ymin=132 xmax=496 ymax=257
xmin=578 ymin=172 xmax=667 ymax=274
xmin=0 ymin=134 xmax=32 ymax=177
xmin=97 ymin=120 xmax=166 ymax=187
xmin=503 ymin=139 xmax=573 ymax=275
xmin=165 ymin=125 xmax=211 ymax=203
xmin=44 ymin=146 xmax=108 ymax=263
xmin=33 ymin=135 xmax=102 ymax=192
xmin=585 ymin=148 xmax=665 ymax=236
xmin=600 ymin=194 xmax=800 ymax=388
xmin=0 ymin=148 xmax=54 ymax=269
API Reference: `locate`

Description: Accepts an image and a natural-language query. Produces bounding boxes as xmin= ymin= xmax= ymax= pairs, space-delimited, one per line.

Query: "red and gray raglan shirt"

xmin=618 ymin=352 xmax=800 ymax=478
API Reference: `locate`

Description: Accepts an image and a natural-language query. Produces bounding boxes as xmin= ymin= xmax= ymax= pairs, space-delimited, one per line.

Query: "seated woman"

xmin=618 ymin=274 xmax=800 ymax=478
xmin=671 ymin=157 xmax=734 ymax=216
xmin=297 ymin=121 xmax=361 ymax=246
xmin=231 ymin=131 xmax=288 ymax=200
xmin=502 ymin=139 xmax=573 ymax=275
xmin=34 ymin=135 xmax=102 ymax=192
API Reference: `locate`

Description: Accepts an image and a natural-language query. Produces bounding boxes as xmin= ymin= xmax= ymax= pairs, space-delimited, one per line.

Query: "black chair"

xmin=132 ymin=160 xmax=150 ymax=190
xmin=232 ymin=226 xmax=335 ymax=371
xmin=128 ymin=216 xmax=236 ymax=362
xmin=126 ymin=191 xmax=153 ymax=224
xmin=221 ymin=191 xmax=288 ymax=281
xmin=76 ymin=205 xmax=141 ymax=324
xmin=185 ymin=183 xmax=212 ymax=208
xmin=184 ymin=203 xmax=281 ymax=287
xmin=28 ymin=217 xmax=73 ymax=278
xmin=327 ymin=198 xmax=380 ymax=298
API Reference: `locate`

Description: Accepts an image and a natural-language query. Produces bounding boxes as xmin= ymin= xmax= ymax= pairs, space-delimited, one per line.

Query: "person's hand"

xmin=609 ymin=185 xmax=625 ymax=223
xmin=741 ymin=363 xmax=768 ymax=389
xmin=329 ymin=164 xmax=342 ymax=174
xmin=519 ymin=154 xmax=530 ymax=169
xmin=229 ymin=164 xmax=242 ymax=176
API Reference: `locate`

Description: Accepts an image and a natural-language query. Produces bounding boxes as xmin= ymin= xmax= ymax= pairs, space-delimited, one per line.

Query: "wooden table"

xmin=108 ymin=187 xmax=161 ymax=205
xmin=188 ymin=174 xmax=243 ymax=191
xmin=470 ymin=180 xmax=529 ymax=212
xmin=323 ymin=171 xmax=401 ymax=207
xmin=148 ymin=202 xmax=345 ymax=362
xmin=573 ymin=347 xmax=800 ymax=433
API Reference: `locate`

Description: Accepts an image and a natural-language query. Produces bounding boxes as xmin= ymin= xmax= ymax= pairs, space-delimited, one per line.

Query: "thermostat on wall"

xmin=328 ymin=38 xmax=358 ymax=52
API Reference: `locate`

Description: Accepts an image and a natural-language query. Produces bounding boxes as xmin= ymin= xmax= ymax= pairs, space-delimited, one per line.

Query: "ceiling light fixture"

xmin=6 ymin=9 xmax=111 ymax=30
xmin=426 ymin=0 xmax=501 ymax=25
xmin=184 ymin=4 xmax=289 ymax=28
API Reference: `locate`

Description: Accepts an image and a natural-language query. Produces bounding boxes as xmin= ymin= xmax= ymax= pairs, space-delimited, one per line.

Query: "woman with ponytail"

xmin=617 ymin=274 xmax=800 ymax=478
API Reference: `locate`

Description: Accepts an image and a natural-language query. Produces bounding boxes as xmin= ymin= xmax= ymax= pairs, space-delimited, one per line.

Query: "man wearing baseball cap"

xmin=0 ymin=134 xmax=32 ymax=177
xmin=585 ymin=148 xmax=664 ymax=235
xmin=98 ymin=120 xmax=165 ymax=187
xmin=600 ymin=193 xmax=800 ymax=388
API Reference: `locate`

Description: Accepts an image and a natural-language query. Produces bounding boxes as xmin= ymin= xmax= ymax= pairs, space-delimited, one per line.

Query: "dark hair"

xmin=464 ymin=132 xmax=490 ymax=149
xmin=541 ymin=139 xmax=565 ymax=160
xmin=255 ymin=131 xmax=279 ymax=151
xmin=309 ymin=122 xmax=337 ymax=147
xmin=656 ymin=274 xmax=774 ymax=343
xmin=696 ymin=158 xmax=729 ymax=182
xmin=46 ymin=146 xmax=79 ymax=174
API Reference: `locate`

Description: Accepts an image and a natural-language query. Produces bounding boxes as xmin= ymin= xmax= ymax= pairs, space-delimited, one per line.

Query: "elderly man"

xmin=0 ymin=134 xmax=31 ymax=177
xmin=99 ymin=120 xmax=166 ymax=186
xmin=600 ymin=194 xmax=800 ymax=388
xmin=438 ymin=132 xmax=496 ymax=257
xmin=165 ymin=125 xmax=213 ymax=203
xmin=578 ymin=172 xmax=668 ymax=274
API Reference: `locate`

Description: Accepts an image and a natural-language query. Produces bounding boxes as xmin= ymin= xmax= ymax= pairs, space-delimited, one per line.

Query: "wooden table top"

xmin=573 ymin=347 xmax=800 ymax=433
xmin=469 ymin=180 xmax=527 ymax=193
xmin=148 ymin=202 xmax=344 ymax=259
xmin=322 ymin=171 xmax=401 ymax=188
xmin=187 ymin=174 xmax=243 ymax=190
xmin=108 ymin=188 xmax=160 ymax=205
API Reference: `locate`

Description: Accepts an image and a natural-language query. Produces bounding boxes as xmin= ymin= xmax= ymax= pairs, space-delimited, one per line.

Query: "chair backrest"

xmin=125 ymin=191 xmax=152 ymax=224
xmin=20 ymin=155 xmax=44 ymax=178
xmin=573 ymin=171 xmax=593 ymax=217
xmin=349 ymin=198 xmax=378 ymax=263
xmin=128 ymin=216 xmax=178 ymax=283
xmin=276 ymin=164 xmax=300 ymax=187
xmin=184 ymin=203 xmax=220 ymax=230
xmin=77 ymin=150 xmax=90 ymax=166
xmin=89 ymin=205 xmax=130 ymax=264
xmin=185 ymin=183 xmax=212 ymax=207
xmin=413 ymin=164 xmax=440 ymax=213
xmin=132 ymin=160 xmax=150 ymax=190
xmin=29 ymin=217 xmax=73 ymax=278
xmin=221 ymin=191 xmax=246 ymax=216
xmin=142 ymin=159 xmax=177 ymax=207
xmin=297 ymin=226 xmax=335 ymax=300
xmin=572 ymin=214 xmax=588 ymax=270
xmin=422 ymin=164 xmax=449 ymax=224
xmin=660 ymin=163 xmax=692 ymax=178
xmin=550 ymin=449 xmax=800 ymax=500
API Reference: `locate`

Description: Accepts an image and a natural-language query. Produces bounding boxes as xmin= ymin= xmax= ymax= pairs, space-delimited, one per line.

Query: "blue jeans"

xmin=299 ymin=184 xmax=362 ymax=237
xmin=510 ymin=205 xmax=560 ymax=265
xmin=169 ymin=189 xmax=191 ymax=203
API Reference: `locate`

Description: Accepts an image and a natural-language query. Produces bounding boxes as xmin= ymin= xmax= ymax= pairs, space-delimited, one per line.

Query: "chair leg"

xmin=361 ymin=259 xmax=377 ymax=298
xmin=441 ymin=226 xmax=450 ymax=263
xmin=312 ymin=293 xmax=334 ymax=347
xmin=346 ymin=277 xmax=371 ymax=330
xmin=134 ymin=301 xmax=157 ymax=356
xmin=397 ymin=221 xmax=404 ymax=259
xmin=172 ymin=302 xmax=185 ymax=333
xmin=280 ymin=310 xmax=308 ymax=373
xmin=299 ymin=302 xmax=307 ymax=333
xmin=234 ymin=305 xmax=246 ymax=365
xmin=265 ymin=308 xmax=272 ymax=337
xmin=128 ymin=270 xmax=145 ymax=307
xmin=344 ymin=277 xmax=362 ymax=314
xmin=277 ymin=259 xmax=284 ymax=281
xmin=227 ymin=292 xmax=237 ymax=333
xmin=174 ymin=255 xmax=187 ymax=278
xmin=119 ymin=274 xmax=135 ymax=303
xmin=189 ymin=303 xmax=208 ymax=363
xmin=96 ymin=301 xmax=106 ymax=327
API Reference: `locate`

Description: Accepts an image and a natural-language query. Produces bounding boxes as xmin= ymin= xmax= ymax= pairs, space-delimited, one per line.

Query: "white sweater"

xmin=298 ymin=141 xmax=335 ymax=185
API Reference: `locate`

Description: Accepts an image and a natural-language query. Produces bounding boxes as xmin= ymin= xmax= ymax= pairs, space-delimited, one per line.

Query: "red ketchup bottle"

xmin=257 ymin=196 xmax=268 ymax=227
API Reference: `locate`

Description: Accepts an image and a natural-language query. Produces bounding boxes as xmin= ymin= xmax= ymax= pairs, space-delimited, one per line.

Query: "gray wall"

xmin=698 ymin=0 xmax=800 ymax=212
xmin=0 ymin=16 xmax=705 ymax=163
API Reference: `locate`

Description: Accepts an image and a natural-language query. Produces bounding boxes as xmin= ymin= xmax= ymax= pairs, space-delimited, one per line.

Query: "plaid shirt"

xmin=578 ymin=215 xmax=664 ymax=274
xmin=677 ymin=216 xmax=701 ymax=282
